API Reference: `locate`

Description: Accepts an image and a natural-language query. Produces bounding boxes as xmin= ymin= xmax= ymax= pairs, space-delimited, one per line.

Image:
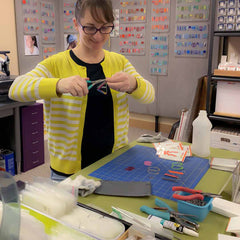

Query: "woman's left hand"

xmin=106 ymin=72 xmax=137 ymax=93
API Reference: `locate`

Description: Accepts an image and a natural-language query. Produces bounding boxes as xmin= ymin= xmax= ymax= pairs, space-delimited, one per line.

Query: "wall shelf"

xmin=206 ymin=0 xmax=240 ymax=126
xmin=209 ymin=114 xmax=240 ymax=124
xmin=214 ymin=31 xmax=240 ymax=36
xmin=211 ymin=75 xmax=240 ymax=82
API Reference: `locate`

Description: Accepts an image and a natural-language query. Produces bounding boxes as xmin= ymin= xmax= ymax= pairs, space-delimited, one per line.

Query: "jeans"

xmin=50 ymin=170 xmax=68 ymax=182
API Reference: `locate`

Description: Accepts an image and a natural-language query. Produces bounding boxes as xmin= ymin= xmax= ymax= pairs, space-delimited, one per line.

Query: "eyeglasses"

xmin=78 ymin=22 xmax=114 ymax=35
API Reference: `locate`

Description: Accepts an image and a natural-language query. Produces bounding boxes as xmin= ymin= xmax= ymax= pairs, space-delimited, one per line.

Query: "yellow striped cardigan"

xmin=9 ymin=49 xmax=155 ymax=174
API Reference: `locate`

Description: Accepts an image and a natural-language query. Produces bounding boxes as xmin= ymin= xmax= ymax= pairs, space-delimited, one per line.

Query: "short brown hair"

xmin=75 ymin=0 xmax=114 ymax=24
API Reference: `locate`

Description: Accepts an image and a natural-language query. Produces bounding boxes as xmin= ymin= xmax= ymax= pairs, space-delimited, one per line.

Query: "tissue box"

xmin=0 ymin=149 xmax=15 ymax=176
xmin=210 ymin=126 xmax=240 ymax=152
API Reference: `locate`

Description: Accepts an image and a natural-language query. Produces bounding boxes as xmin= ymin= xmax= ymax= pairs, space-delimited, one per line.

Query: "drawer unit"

xmin=20 ymin=103 xmax=44 ymax=172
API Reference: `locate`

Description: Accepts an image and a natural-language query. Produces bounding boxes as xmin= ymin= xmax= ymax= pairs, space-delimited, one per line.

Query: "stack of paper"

xmin=174 ymin=109 xmax=189 ymax=142
xmin=153 ymin=141 xmax=191 ymax=162
xmin=210 ymin=158 xmax=239 ymax=172
xmin=226 ymin=216 xmax=240 ymax=236
xmin=218 ymin=234 xmax=240 ymax=240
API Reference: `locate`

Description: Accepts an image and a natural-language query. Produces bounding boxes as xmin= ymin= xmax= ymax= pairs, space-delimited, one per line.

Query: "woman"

xmin=25 ymin=35 xmax=39 ymax=55
xmin=66 ymin=34 xmax=78 ymax=50
xmin=9 ymin=0 xmax=155 ymax=181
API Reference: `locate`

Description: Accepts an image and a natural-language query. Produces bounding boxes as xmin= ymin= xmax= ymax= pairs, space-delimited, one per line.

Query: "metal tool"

xmin=172 ymin=186 xmax=222 ymax=201
xmin=140 ymin=198 xmax=199 ymax=231
xmin=0 ymin=51 xmax=10 ymax=77
xmin=87 ymin=79 xmax=106 ymax=90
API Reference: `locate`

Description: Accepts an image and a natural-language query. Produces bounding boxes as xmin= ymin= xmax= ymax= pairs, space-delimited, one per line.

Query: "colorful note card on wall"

xmin=174 ymin=23 xmax=208 ymax=57
xmin=150 ymin=34 xmax=169 ymax=75
xmin=22 ymin=0 xmax=40 ymax=34
xmin=176 ymin=0 xmax=210 ymax=22
xmin=151 ymin=0 xmax=171 ymax=33
xmin=120 ymin=0 xmax=147 ymax=23
xmin=41 ymin=1 xmax=56 ymax=43
xmin=119 ymin=23 xmax=146 ymax=55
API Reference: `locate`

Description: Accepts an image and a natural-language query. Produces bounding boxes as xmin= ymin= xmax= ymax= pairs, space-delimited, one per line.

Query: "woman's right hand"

xmin=56 ymin=76 xmax=89 ymax=97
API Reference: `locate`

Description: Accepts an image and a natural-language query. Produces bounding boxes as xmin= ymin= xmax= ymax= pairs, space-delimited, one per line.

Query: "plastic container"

xmin=191 ymin=110 xmax=212 ymax=158
xmin=177 ymin=191 xmax=213 ymax=222
xmin=0 ymin=171 xmax=20 ymax=240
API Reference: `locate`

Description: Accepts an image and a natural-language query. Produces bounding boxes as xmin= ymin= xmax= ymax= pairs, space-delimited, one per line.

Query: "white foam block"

xmin=211 ymin=198 xmax=240 ymax=217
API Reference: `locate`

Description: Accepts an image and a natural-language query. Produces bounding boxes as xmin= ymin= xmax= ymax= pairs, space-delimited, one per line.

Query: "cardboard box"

xmin=214 ymin=69 xmax=240 ymax=77
xmin=0 ymin=149 xmax=15 ymax=176
xmin=211 ymin=127 xmax=240 ymax=152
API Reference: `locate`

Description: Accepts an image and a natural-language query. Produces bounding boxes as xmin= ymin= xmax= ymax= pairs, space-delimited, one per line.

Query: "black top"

xmin=70 ymin=50 xmax=114 ymax=169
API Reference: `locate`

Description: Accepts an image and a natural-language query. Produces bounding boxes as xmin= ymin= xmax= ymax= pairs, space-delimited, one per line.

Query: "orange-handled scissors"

xmin=172 ymin=186 xmax=222 ymax=201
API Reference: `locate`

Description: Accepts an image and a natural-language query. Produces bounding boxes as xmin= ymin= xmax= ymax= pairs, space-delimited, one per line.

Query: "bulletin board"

xmin=14 ymin=0 xmax=214 ymax=119
xmin=15 ymin=0 xmax=59 ymax=74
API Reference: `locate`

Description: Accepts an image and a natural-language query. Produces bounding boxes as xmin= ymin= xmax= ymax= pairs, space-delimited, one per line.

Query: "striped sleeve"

xmin=8 ymin=63 xmax=60 ymax=102
xmin=123 ymin=60 xmax=155 ymax=103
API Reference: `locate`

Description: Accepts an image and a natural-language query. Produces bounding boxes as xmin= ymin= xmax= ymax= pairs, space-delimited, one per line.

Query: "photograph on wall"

xmin=64 ymin=33 xmax=78 ymax=50
xmin=111 ymin=9 xmax=120 ymax=37
xmin=24 ymin=35 xmax=40 ymax=56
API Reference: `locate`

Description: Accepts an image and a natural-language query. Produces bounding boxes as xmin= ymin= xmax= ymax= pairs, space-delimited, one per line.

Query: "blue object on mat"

xmin=177 ymin=191 xmax=213 ymax=222
xmin=89 ymin=145 xmax=210 ymax=200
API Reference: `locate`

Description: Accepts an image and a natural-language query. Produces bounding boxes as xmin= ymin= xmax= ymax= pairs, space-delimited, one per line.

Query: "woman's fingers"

xmin=106 ymin=72 xmax=136 ymax=92
xmin=56 ymin=76 xmax=89 ymax=96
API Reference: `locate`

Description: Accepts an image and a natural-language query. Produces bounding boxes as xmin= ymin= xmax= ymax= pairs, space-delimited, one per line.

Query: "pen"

xmin=149 ymin=215 xmax=199 ymax=237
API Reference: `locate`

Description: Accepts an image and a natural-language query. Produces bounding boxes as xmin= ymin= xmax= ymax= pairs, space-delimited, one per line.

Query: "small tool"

xmin=172 ymin=186 xmax=222 ymax=201
xmin=86 ymin=79 xmax=106 ymax=90
xmin=140 ymin=198 xmax=199 ymax=231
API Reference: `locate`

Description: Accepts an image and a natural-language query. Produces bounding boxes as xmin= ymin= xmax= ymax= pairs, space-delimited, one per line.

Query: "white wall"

xmin=0 ymin=0 xmax=19 ymax=75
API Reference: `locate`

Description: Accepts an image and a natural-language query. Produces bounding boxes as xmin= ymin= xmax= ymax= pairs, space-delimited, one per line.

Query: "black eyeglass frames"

xmin=78 ymin=23 xmax=114 ymax=35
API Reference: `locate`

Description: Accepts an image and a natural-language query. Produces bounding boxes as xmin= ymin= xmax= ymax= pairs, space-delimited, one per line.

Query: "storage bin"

xmin=177 ymin=191 xmax=213 ymax=222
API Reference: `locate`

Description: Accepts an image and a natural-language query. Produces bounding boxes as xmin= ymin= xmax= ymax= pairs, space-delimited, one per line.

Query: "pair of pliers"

xmin=87 ymin=79 xmax=106 ymax=90
xmin=140 ymin=198 xmax=175 ymax=221
xmin=140 ymin=198 xmax=199 ymax=231
xmin=172 ymin=186 xmax=222 ymax=201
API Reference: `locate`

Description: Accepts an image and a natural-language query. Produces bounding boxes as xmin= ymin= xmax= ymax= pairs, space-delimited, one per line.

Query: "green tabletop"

xmin=74 ymin=142 xmax=240 ymax=240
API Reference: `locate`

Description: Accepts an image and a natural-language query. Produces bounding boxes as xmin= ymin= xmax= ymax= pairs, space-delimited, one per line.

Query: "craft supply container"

xmin=176 ymin=191 xmax=213 ymax=222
